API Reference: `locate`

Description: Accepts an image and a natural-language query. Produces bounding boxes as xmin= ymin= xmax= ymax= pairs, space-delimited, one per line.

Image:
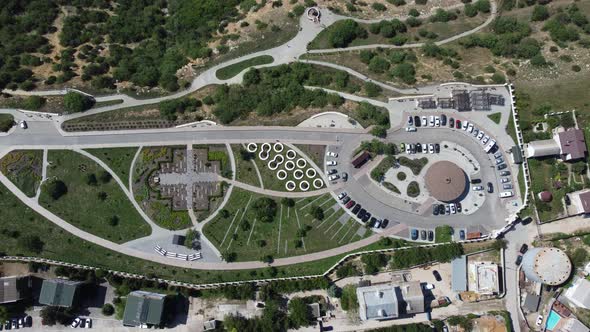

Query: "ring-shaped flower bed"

xmin=286 ymin=150 xmax=297 ymax=160
xmin=268 ymin=160 xmax=279 ymax=170
xmin=313 ymin=178 xmax=324 ymax=189
xmin=277 ymin=169 xmax=287 ymax=180
xmin=273 ymin=142 xmax=284 ymax=153
xmin=299 ymin=180 xmax=310 ymax=191
xmin=261 ymin=143 xmax=271 ymax=152
xmin=294 ymin=169 xmax=304 ymax=180
xmin=306 ymin=168 xmax=317 ymax=178
xmin=274 ymin=154 xmax=285 ymax=165
xmin=247 ymin=143 xmax=258 ymax=152
xmin=286 ymin=180 xmax=296 ymax=191
xmin=296 ymin=158 xmax=307 ymax=169
xmin=259 ymin=150 xmax=269 ymax=160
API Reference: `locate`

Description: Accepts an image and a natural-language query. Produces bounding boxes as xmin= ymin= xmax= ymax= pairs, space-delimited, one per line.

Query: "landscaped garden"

xmin=398 ymin=157 xmax=428 ymax=175
xmin=203 ymin=189 xmax=369 ymax=262
xmin=215 ymin=55 xmax=274 ymax=80
xmin=0 ymin=150 xmax=43 ymax=197
xmin=232 ymin=144 xmax=262 ymax=187
xmin=39 ymin=150 xmax=151 ymax=243
xmin=86 ymin=147 xmax=139 ymax=185
xmin=0 ymin=114 xmax=14 ymax=132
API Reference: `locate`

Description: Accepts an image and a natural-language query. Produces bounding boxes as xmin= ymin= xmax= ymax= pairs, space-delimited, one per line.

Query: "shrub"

xmin=407 ymin=181 xmax=420 ymax=197
xmin=364 ymin=81 xmax=382 ymax=97
xmin=63 ymin=92 xmax=95 ymax=114
xmin=46 ymin=179 xmax=68 ymax=200
xmin=329 ymin=20 xmax=367 ymax=48
xmin=102 ymin=304 xmax=115 ymax=316
xmin=371 ymin=3 xmax=387 ymax=11
xmin=24 ymin=96 xmax=46 ymax=110
xmin=531 ymin=5 xmax=550 ymax=21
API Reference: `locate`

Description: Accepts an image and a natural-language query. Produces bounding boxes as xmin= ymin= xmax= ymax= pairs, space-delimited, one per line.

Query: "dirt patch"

xmin=318 ymin=0 xmax=463 ymax=20
xmin=0 ymin=262 xmax=31 ymax=277
xmin=472 ymin=316 xmax=507 ymax=332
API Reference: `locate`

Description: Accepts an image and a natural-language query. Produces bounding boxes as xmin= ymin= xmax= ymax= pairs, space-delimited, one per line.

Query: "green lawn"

xmin=0 ymin=114 xmax=14 ymax=132
xmin=398 ymin=157 xmax=428 ymax=175
xmin=215 ymin=55 xmax=274 ymax=80
xmin=91 ymin=99 xmax=124 ymax=109
xmin=487 ymin=112 xmax=501 ymax=124
xmin=203 ymin=188 xmax=367 ymax=262
xmin=506 ymin=110 xmax=518 ymax=144
xmin=39 ymin=150 xmax=151 ymax=243
xmin=294 ymin=144 xmax=326 ymax=169
xmin=0 ymin=150 xmax=43 ymax=197
xmin=435 ymin=225 xmax=453 ymax=243
xmin=528 ymin=158 xmax=567 ymax=222
xmin=232 ymin=144 xmax=262 ymax=187
xmin=85 ymin=147 xmax=139 ymax=185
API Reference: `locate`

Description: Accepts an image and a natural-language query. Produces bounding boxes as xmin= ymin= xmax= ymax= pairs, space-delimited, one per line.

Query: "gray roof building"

xmin=452 ymin=255 xmax=468 ymax=292
xmin=523 ymin=293 xmax=541 ymax=312
xmin=39 ymin=279 xmax=82 ymax=307
xmin=557 ymin=129 xmax=587 ymax=161
xmin=356 ymin=281 xmax=424 ymax=321
xmin=0 ymin=276 xmax=30 ymax=304
xmin=565 ymin=278 xmax=590 ymax=309
xmin=122 ymin=291 xmax=166 ymax=327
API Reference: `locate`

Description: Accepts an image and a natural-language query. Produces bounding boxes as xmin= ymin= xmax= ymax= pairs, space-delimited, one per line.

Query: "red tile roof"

xmin=558 ymin=129 xmax=587 ymax=160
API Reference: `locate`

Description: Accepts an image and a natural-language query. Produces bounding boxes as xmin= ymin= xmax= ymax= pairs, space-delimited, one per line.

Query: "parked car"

xmin=449 ymin=117 xmax=455 ymax=128
xmin=536 ymin=315 xmax=544 ymax=327
xmin=420 ymin=230 xmax=427 ymax=240
xmin=345 ymin=200 xmax=355 ymax=209
xmin=362 ymin=212 xmax=371 ymax=223
xmin=477 ymin=131 xmax=484 ymax=140
xmin=456 ymin=119 xmax=461 ymax=128
xmin=441 ymin=114 xmax=447 ymax=126
xmin=326 ymin=160 xmax=337 ymax=166
xmin=327 ymin=151 xmax=338 ymax=157
xmin=400 ymin=143 xmax=405 ymax=152
xmin=369 ymin=217 xmax=377 ymax=227
xmin=381 ymin=219 xmax=389 ymax=228
xmin=450 ymin=203 xmax=457 ymax=214
xmin=374 ymin=219 xmax=382 ymax=228
xmin=432 ymin=270 xmax=442 ymax=281
xmin=24 ymin=316 xmax=32 ymax=328
xmin=459 ymin=230 xmax=465 ymax=240
xmin=414 ymin=116 xmax=421 ymax=127
xmin=406 ymin=127 xmax=417 ymax=132
xmin=500 ymin=170 xmax=511 ymax=176
xmin=429 ymin=115 xmax=435 ymax=127
xmin=85 ymin=318 xmax=92 ymax=329
xmin=357 ymin=208 xmax=366 ymax=218
xmin=415 ymin=143 xmax=422 ymax=153
xmin=501 ymin=178 xmax=510 ymax=183
xmin=327 ymin=169 xmax=337 ymax=175
xmin=435 ymin=144 xmax=440 ymax=153
xmin=495 ymin=158 xmax=504 ymax=165
xmin=445 ymin=205 xmax=451 ymax=214
xmin=352 ymin=204 xmax=361 ymax=214
xmin=411 ymin=229 xmax=419 ymax=240
xmin=71 ymin=318 xmax=82 ymax=328
xmin=462 ymin=121 xmax=468 ymax=130
xmin=337 ymin=192 xmax=347 ymax=200
xmin=407 ymin=116 xmax=414 ymax=126
xmin=422 ymin=143 xmax=428 ymax=153
xmin=435 ymin=117 xmax=440 ymax=127
xmin=428 ymin=231 xmax=434 ymax=242
xmin=467 ymin=123 xmax=474 ymax=133
xmin=473 ymin=128 xmax=479 ymax=137
xmin=503 ymin=184 xmax=513 ymax=189
xmin=494 ymin=152 xmax=502 ymax=159
xmin=497 ymin=163 xmax=507 ymax=170
xmin=328 ymin=174 xmax=339 ymax=181
xmin=342 ymin=172 xmax=348 ymax=182
xmin=422 ymin=116 xmax=428 ymax=126
xmin=482 ymin=136 xmax=490 ymax=144
xmin=342 ymin=196 xmax=351 ymax=204
xmin=472 ymin=186 xmax=483 ymax=191
xmin=428 ymin=144 xmax=434 ymax=154
xmin=515 ymin=255 xmax=523 ymax=266
xmin=487 ymin=182 xmax=494 ymax=193
xmin=520 ymin=244 xmax=528 ymax=254
xmin=438 ymin=204 xmax=445 ymax=215
xmin=471 ymin=178 xmax=482 ymax=184
xmin=456 ymin=202 xmax=462 ymax=213
xmin=433 ymin=204 xmax=439 ymax=215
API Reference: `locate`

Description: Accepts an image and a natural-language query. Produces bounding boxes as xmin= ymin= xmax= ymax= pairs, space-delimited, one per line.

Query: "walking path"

xmin=225 ymin=178 xmax=331 ymax=198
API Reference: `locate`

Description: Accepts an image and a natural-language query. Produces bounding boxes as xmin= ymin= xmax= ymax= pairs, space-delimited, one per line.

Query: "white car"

xmin=328 ymin=174 xmax=340 ymax=181
xmin=429 ymin=115 xmax=435 ymax=127
xmin=429 ymin=144 xmax=434 ymax=154
xmin=467 ymin=124 xmax=474 ymax=133
xmin=473 ymin=128 xmax=479 ymax=137
xmin=472 ymin=186 xmax=483 ymax=191
xmin=435 ymin=117 xmax=440 ymax=127
xmin=85 ymin=318 xmax=92 ymax=329
xmin=326 ymin=160 xmax=337 ymax=166
xmin=71 ymin=317 xmax=82 ymax=328
xmin=482 ymin=136 xmax=490 ymax=144
xmin=462 ymin=121 xmax=468 ymax=130
xmin=501 ymin=178 xmax=510 ymax=183
xmin=406 ymin=127 xmax=417 ymax=132
xmin=326 ymin=151 xmax=338 ymax=158
xmin=422 ymin=116 xmax=427 ymax=126
xmin=424 ymin=283 xmax=435 ymax=290
xmin=536 ymin=315 xmax=544 ymax=327
xmin=422 ymin=143 xmax=428 ymax=152
xmin=477 ymin=131 xmax=484 ymax=140
xmin=19 ymin=120 xmax=27 ymax=129
xmin=450 ymin=203 xmax=457 ymax=214
xmin=337 ymin=192 xmax=347 ymax=200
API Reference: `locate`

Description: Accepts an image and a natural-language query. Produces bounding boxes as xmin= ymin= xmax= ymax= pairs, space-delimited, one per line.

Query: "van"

xmin=500 ymin=191 xmax=514 ymax=198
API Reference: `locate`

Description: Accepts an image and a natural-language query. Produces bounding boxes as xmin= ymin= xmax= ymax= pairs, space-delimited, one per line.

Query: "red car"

xmin=346 ymin=200 xmax=356 ymax=209
xmin=455 ymin=119 xmax=461 ymax=128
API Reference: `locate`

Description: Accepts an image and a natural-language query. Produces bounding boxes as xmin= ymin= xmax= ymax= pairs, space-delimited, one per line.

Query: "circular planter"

xmin=268 ymin=160 xmax=279 ymax=170
xmin=313 ymin=178 xmax=324 ymax=189
xmin=261 ymin=143 xmax=271 ymax=152
xmin=277 ymin=170 xmax=287 ymax=180
xmin=259 ymin=150 xmax=269 ymax=160
xmin=299 ymin=180 xmax=310 ymax=191
xmin=296 ymin=158 xmax=307 ymax=169
xmin=286 ymin=150 xmax=297 ymax=160
xmin=274 ymin=154 xmax=285 ymax=165
xmin=273 ymin=143 xmax=284 ymax=153
xmin=286 ymin=181 xmax=296 ymax=192
xmin=247 ymin=143 xmax=258 ymax=153
xmin=294 ymin=169 xmax=304 ymax=180
xmin=306 ymin=168 xmax=317 ymax=178
xmin=285 ymin=160 xmax=295 ymax=171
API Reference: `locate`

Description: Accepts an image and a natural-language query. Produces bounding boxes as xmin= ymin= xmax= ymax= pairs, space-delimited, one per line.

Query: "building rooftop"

xmin=565 ymin=278 xmax=590 ymax=310
xmin=122 ymin=291 xmax=166 ymax=327
xmin=539 ymin=191 xmax=553 ymax=202
xmin=557 ymin=129 xmax=587 ymax=161
xmin=452 ymin=255 xmax=468 ymax=292
xmin=0 ymin=276 xmax=29 ymax=304
xmin=39 ymin=279 xmax=82 ymax=307
xmin=425 ymin=161 xmax=467 ymax=202
xmin=523 ymin=247 xmax=572 ymax=285
xmin=357 ymin=284 xmax=398 ymax=321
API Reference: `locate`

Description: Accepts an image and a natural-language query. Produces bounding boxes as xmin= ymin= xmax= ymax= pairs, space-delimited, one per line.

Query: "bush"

xmin=102 ymin=303 xmax=115 ymax=316
xmin=407 ymin=181 xmax=420 ymax=197
xmin=531 ymin=5 xmax=550 ymax=21
xmin=252 ymin=197 xmax=277 ymax=223
xmin=329 ymin=20 xmax=367 ymax=48
xmin=63 ymin=92 xmax=95 ymax=114
xmin=370 ymin=126 xmax=387 ymax=138
xmin=24 ymin=96 xmax=46 ymax=110
xmin=46 ymin=179 xmax=68 ymax=200
xmin=310 ymin=205 xmax=324 ymax=220
xmin=491 ymin=72 xmax=506 ymax=84
xmin=19 ymin=235 xmax=44 ymax=253
xmin=397 ymin=172 xmax=406 ymax=180
xmin=372 ymin=3 xmax=387 ymax=11
xmin=364 ymin=81 xmax=382 ymax=97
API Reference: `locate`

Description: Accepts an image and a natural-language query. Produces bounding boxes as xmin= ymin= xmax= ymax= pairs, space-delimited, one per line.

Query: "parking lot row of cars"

xmin=410 ymin=228 xmax=434 ymax=242
xmin=2 ymin=316 xmax=32 ymax=330
xmin=338 ymin=192 xmax=389 ymax=229
xmin=401 ymin=142 xmax=440 ymax=154
xmin=326 ymin=151 xmax=348 ymax=182
xmin=432 ymin=202 xmax=462 ymax=216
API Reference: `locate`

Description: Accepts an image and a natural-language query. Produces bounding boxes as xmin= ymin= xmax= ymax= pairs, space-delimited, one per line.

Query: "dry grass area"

xmin=318 ymin=0 xmax=463 ymax=20
xmin=471 ymin=316 xmax=507 ymax=332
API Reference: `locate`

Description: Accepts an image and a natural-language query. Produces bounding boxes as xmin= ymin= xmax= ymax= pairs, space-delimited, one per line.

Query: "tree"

xmin=361 ymin=253 xmax=387 ymax=274
xmin=327 ymin=284 xmax=342 ymax=298
xmin=572 ymin=161 xmax=587 ymax=175
xmin=46 ymin=179 xmax=68 ymax=200
xmin=391 ymin=63 xmax=416 ymax=84
xmin=108 ymin=215 xmax=119 ymax=226
xmin=329 ymin=20 xmax=367 ymax=48
xmin=220 ymin=209 xmax=230 ymax=218
xmin=222 ymin=251 xmax=237 ymax=262
xmin=364 ymin=81 xmax=382 ymax=97
xmin=99 ymin=170 xmax=112 ymax=183
xmin=310 ymin=205 xmax=324 ymax=220
xmin=63 ymin=91 xmax=95 ymax=114
xmin=85 ymin=173 xmax=98 ymax=186
xmin=340 ymin=285 xmax=358 ymax=311
xmin=281 ymin=197 xmax=295 ymax=207
xmin=102 ymin=303 xmax=115 ymax=316
xmin=288 ymin=297 xmax=312 ymax=329
xmin=97 ymin=191 xmax=108 ymax=201
xmin=531 ymin=5 xmax=550 ymax=21
xmin=0 ymin=306 xmax=9 ymax=323
xmin=40 ymin=306 xmax=75 ymax=326
xmin=368 ymin=56 xmax=390 ymax=73
xmin=370 ymin=126 xmax=387 ymax=138
xmin=24 ymin=96 xmax=46 ymax=110
xmin=252 ymin=197 xmax=277 ymax=223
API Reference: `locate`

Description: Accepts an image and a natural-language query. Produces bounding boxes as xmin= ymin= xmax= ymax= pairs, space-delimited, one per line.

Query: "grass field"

xmin=294 ymin=144 xmax=326 ymax=169
xmin=215 ymin=55 xmax=274 ymax=80
xmin=435 ymin=225 xmax=453 ymax=243
xmin=39 ymin=150 xmax=151 ymax=243
xmin=0 ymin=150 xmax=43 ymax=197
xmin=487 ymin=112 xmax=501 ymax=124
xmin=85 ymin=147 xmax=139 ymax=185
xmin=528 ymin=158 xmax=567 ymax=222
xmin=203 ymin=188 xmax=369 ymax=262
xmin=232 ymin=144 xmax=262 ymax=187
xmin=91 ymin=99 xmax=124 ymax=109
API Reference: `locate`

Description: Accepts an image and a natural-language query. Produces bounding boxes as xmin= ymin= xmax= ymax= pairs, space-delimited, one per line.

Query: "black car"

xmin=565 ymin=195 xmax=571 ymax=205
xmin=357 ymin=208 xmax=366 ymax=218
xmin=497 ymin=163 xmax=507 ymax=170
xmin=438 ymin=204 xmax=445 ymax=215
xmin=362 ymin=212 xmax=371 ymax=223
xmin=520 ymin=244 xmax=528 ymax=254
xmin=414 ymin=115 xmax=421 ymax=127
xmin=449 ymin=117 xmax=455 ymax=128
xmin=471 ymin=178 xmax=482 ymax=184
xmin=456 ymin=202 xmax=462 ymax=213
xmin=416 ymin=143 xmax=422 ymax=153
xmin=428 ymin=230 xmax=434 ymax=242
xmin=352 ymin=204 xmax=361 ymax=214
xmin=432 ymin=270 xmax=442 ymax=282
xmin=434 ymin=144 xmax=440 ymax=153
xmin=411 ymin=229 xmax=419 ymax=240
xmin=342 ymin=196 xmax=351 ymax=204
xmin=440 ymin=114 xmax=447 ymax=126
xmin=24 ymin=316 xmax=32 ymax=328
xmin=381 ymin=219 xmax=389 ymax=228
xmin=420 ymin=230 xmax=427 ymax=240
xmin=433 ymin=204 xmax=439 ymax=215
xmin=515 ymin=255 xmax=523 ymax=266
xmin=487 ymin=182 xmax=494 ymax=193
xmin=369 ymin=217 xmax=377 ymax=227
xmin=459 ymin=230 xmax=465 ymax=240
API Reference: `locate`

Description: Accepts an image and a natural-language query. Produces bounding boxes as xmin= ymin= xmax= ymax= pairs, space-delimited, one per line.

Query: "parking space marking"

xmin=294 ymin=209 xmax=307 ymax=252
xmin=246 ymin=218 xmax=257 ymax=245
xmin=277 ymin=204 xmax=283 ymax=255
xmin=298 ymin=193 xmax=327 ymax=211
xmin=220 ymin=208 xmax=241 ymax=247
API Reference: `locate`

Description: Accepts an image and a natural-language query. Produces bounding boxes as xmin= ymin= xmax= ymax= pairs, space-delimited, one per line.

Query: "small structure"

xmin=0 ymin=276 xmax=31 ymax=304
xmin=510 ymin=146 xmax=523 ymax=164
xmin=526 ymin=139 xmax=561 ymax=158
xmin=356 ymin=281 xmax=425 ymax=321
xmin=521 ymin=247 xmax=572 ymax=285
xmin=568 ymin=190 xmax=590 ymax=215
xmin=417 ymin=98 xmax=437 ymax=109
xmin=352 ymin=151 xmax=370 ymax=168
xmin=470 ymin=262 xmax=500 ymax=295
xmin=306 ymin=7 xmax=321 ymax=22
xmin=451 ymin=255 xmax=468 ymax=292
xmin=309 ymin=303 xmax=321 ymax=319
xmin=122 ymin=291 xmax=166 ymax=327
xmin=39 ymin=279 xmax=82 ymax=307
xmin=451 ymin=90 xmax=470 ymax=112
xmin=172 ymin=234 xmax=186 ymax=246
xmin=538 ymin=191 xmax=553 ymax=203
xmin=203 ymin=319 xmax=217 ymax=331
xmin=565 ymin=278 xmax=590 ymax=309
xmin=523 ymin=293 xmax=541 ymax=312
xmin=437 ymin=98 xmax=455 ymax=109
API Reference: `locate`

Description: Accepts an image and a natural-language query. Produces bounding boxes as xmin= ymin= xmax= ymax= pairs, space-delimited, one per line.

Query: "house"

xmin=451 ymin=255 xmax=467 ymax=292
xmin=309 ymin=303 xmax=321 ymax=319
xmin=0 ymin=276 xmax=31 ymax=304
xmin=567 ymin=190 xmax=590 ymax=215
xmin=356 ymin=281 xmax=425 ymax=321
xmin=39 ymin=279 xmax=82 ymax=307
xmin=565 ymin=278 xmax=590 ymax=309
xmin=351 ymin=151 xmax=370 ymax=168
xmin=122 ymin=291 xmax=166 ymax=327
xmin=526 ymin=128 xmax=587 ymax=161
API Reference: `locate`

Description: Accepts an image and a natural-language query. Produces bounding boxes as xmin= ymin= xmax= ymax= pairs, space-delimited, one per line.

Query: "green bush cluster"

xmin=328 ymin=20 xmax=368 ymax=48
xmin=390 ymin=243 xmax=464 ymax=269
xmin=159 ymin=97 xmax=202 ymax=121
